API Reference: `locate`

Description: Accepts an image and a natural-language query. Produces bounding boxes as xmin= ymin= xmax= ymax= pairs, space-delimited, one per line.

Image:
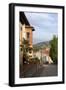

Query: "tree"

xmin=21 ymin=38 xmax=30 ymax=64
xmin=33 ymin=46 xmax=39 ymax=52
xmin=50 ymin=36 xmax=58 ymax=64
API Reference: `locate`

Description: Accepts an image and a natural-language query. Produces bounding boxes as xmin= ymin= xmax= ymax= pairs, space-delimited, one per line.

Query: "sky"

xmin=25 ymin=12 xmax=58 ymax=44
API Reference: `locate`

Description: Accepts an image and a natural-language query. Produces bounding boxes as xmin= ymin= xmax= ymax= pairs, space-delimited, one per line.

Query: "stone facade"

xmin=33 ymin=47 xmax=53 ymax=64
xmin=19 ymin=22 xmax=34 ymax=59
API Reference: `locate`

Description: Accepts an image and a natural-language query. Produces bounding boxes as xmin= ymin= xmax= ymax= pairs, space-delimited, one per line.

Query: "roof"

xmin=20 ymin=12 xmax=35 ymax=31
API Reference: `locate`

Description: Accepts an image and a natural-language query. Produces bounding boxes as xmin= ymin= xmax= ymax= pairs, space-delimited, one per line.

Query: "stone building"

xmin=33 ymin=47 xmax=53 ymax=64
xmin=19 ymin=12 xmax=35 ymax=63
xmin=41 ymin=47 xmax=53 ymax=64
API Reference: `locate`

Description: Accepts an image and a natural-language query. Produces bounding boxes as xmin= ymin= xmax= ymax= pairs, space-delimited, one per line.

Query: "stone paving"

xmin=32 ymin=64 xmax=58 ymax=77
xmin=20 ymin=64 xmax=58 ymax=78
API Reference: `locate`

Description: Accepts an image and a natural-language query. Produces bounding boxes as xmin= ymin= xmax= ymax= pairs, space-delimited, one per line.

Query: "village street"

xmin=20 ymin=64 xmax=57 ymax=78
xmin=19 ymin=11 xmax=58 ymax=79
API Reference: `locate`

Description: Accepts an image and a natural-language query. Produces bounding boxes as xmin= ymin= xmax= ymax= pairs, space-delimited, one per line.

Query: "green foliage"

xmin=33 ymin=46 xmax=40 ymax=52
xmin=21 ymin=38 xmax=30 ymax=63
xmin=22 ymin=38 xmax=30 ymax=52
xmin=50 ymin=35 xmax=58 ymax=64
xmin=30 ymin=57 xmax=40 ymax=64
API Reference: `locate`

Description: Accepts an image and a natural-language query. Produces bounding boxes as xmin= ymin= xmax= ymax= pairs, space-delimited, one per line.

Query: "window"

xmin=27 ymin=32 xmax=30 ymax=39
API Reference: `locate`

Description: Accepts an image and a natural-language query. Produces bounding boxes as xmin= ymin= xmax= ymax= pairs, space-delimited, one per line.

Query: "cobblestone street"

xmin=20 ymin=64 xmax=58 ymax=78
xmin=32 ymin=64 xmax=58 ymax=77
